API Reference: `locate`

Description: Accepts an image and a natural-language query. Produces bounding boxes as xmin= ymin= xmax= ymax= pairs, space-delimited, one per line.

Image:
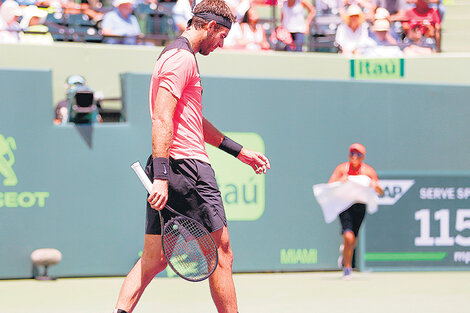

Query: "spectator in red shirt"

xmin=402 ymin=0 xmax=441 ymax=51
xmin=402 ymin=22 xmax=434 ymax=55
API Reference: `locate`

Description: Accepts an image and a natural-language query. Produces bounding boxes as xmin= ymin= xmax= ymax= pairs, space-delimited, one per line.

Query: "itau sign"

xmin=350 ymin=58 xmax=405 ymax=80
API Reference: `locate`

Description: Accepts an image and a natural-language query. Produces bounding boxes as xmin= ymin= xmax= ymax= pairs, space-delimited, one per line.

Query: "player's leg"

xmin=293 ymin=32 xmax=304 ymax=52
xmin=342 ymin=230 xmax=356 ymax=268
xmin=339 ymin=207 xmax=355 ymax=277
xmin=188 ymin=160 xmax=237 ymax=312
xmin=209 ymin=226 xmax=238 ymax=313
xmin=349 ymin=203 xmax=366 ymax=266
xmin=340 ymin=203 xmax=366 ymax=278
xmin=114 ymin=234 xmax=167 ymax=313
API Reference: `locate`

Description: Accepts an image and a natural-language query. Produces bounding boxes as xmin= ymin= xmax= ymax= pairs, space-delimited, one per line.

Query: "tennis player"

xmin=328 ymin=143 xmax=381 ymax=279
xmin=113 ymin=0 xmax=270 ymax=312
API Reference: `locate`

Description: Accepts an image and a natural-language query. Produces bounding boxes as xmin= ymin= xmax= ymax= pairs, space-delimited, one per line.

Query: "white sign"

xmin=378 ymin=180 xmax=415 ymax=205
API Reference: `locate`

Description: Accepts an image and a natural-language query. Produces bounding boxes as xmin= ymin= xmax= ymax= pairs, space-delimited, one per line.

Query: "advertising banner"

xmin=361 ymin=175 xmax=470 ymax=271
xmin=350 ymin=58 xmax=405 ymax=80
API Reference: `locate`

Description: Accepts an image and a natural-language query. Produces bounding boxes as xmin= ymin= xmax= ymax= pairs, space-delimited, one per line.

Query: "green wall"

xmin=1 ymin=43 xmax=469 ymax=111
xmin=1 ymin=68 xmax=469 ymax=278
xmin=0 ymin=69 xmax=149 ymax=278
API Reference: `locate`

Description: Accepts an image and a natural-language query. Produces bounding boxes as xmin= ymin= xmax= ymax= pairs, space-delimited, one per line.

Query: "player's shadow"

xmin=74 ymin=124 xmax=93 ymax=149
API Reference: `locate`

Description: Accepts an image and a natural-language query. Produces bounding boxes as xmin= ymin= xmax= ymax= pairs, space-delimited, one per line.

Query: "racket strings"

xmin=163 ymin=217 xmax=217 ymax=281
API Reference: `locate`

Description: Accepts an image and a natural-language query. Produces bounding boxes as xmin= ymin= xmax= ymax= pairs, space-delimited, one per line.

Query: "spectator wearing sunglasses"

xmin=328 ymin=143 xmax=382 ymax=279
xmin=402 ymin=22 xmax=434 ymax=55
xmin=402 ymin=0 xmax=441 ymax=51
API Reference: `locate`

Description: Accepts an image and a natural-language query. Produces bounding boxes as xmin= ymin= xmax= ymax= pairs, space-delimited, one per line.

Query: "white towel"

xmin=313 ymin=175 xmax=378 ymax=224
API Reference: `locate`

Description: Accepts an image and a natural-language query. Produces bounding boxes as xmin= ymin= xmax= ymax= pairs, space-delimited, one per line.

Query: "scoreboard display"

xmin=360 ymin=175 xmax=470 ymax=271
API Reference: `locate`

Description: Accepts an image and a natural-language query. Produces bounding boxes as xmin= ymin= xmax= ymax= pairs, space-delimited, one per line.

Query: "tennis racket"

xmin=131 ymin=161 xmax=218 ymax=282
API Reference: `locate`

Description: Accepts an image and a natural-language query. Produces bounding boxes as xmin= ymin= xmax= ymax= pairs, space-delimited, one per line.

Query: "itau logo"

xmin=207 ymin=132 xmax=266 ymax=221
xmin=0 ymin=134 xmax=18 ymax=187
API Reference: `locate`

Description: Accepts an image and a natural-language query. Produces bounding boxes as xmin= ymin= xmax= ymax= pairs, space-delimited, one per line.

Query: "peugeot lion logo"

xmin=0 ymin=134 xmax=18 ymax=187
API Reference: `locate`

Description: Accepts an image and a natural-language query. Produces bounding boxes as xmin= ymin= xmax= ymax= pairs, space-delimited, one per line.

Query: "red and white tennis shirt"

xmin=149 ymin=38 xmax=210 ymax=164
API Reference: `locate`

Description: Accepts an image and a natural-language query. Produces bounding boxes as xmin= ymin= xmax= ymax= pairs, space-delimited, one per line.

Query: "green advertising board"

xmin=361 ymin=175 xmax=470 ymax=271
xmin=0 ymin=134 xmax=51 ymax=209
xmin=350 ymin=58 xmax=405 ymax=80
xmin=206 ymin=132 xmax=265 ymax=221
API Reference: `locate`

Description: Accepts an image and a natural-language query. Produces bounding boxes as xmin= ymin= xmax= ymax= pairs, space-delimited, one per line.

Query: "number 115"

xmin=414 ymin=209 xmax=470 ymax=246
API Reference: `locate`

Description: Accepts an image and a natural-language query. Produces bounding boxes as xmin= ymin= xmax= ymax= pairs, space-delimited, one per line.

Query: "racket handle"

xmin=131 ymin=161 xmax=153 ymax=194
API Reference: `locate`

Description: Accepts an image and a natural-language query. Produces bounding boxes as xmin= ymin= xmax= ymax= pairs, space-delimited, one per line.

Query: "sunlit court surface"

xmin=1 ymin=271 xmax=469 ymax=313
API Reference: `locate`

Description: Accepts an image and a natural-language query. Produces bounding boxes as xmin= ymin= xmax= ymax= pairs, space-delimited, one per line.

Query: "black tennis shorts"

xmin=339 ymin=203 xmax=366 ymax=237
xmin=144 ymin=155 xmax=227 ymax=235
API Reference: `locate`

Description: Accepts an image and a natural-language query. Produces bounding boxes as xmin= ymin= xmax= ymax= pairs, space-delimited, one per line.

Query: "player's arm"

xmin=328 ymin=164 xmax=347 ymax=183
xmin=203 ymin=118 xmax=271 ymax=174
xmin=101 ymin=14 xmax=116 ymax=36
xmin=203 ymin=117 xmax=224 ymax=147
xmin=301 ymin=0 xmax=316 ymax=34
xmin=366 ymin=166 xmax=383 ymax=195
xmin=434 ymin=22 xmax=441 ymax=52
xmin=148 ymin=86 xmax=178 ymax=211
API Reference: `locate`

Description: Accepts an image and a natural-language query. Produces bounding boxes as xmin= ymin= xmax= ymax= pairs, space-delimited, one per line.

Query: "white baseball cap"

xmin=0 ymin=0 xmax=22 ymax=19
xmin=375 ymin=7 xmax=390 ymax=20
xmin=371 ymin=19 xmax=390 ymax=31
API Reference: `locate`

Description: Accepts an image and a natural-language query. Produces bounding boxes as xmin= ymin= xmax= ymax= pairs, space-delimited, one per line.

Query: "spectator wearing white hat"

xmin=0 ymin=0 xmax=22 ymax=43
xmin=373 ymin=0 xmax=406 ymax=21
xmin=335 ymin=4 xmax=373 ymax=55
xmin=369 ymin=18 xmax=396 ymax=44
xmin=374 ymin=6 xmax=390 ymax=19
xmin=340 ymin=0 xmax=376 ymax=20
xmin=369 ymin=8 xmax=399 ymax=43
xmin=360 ymin=18 xmax=402 ymax=56
xmin=19 ymin=5 xmax=54 ymax=44
xmin=102 ymin=0 xmax=142 ymax=45
xmin=360 ymin=19 xmax=403 ymax=58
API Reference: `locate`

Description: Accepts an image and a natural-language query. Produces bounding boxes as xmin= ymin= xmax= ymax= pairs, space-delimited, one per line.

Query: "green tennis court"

xmin=1 ymin=271 xmax=469 ymax=313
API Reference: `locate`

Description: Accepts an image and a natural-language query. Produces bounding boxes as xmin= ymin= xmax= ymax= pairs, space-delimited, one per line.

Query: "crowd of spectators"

xmin=101 ymin=0 xmax=141 ymax=45
xmin=0 ymin=0 xmax=445 ymax=55
xmin=333 ymin=0 xmax=442 ymax=56
xmin=0 ymin=0 xmax=54 ymax=43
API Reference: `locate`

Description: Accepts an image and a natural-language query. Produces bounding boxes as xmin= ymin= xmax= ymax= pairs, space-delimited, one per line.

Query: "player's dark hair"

xmin=188 ymin=0 xmax=236 ymax=30
xmin=242 ymin=8 xmax=251 ymax=24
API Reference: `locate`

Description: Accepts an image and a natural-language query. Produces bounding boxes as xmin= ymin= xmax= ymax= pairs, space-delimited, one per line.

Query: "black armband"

xmin=219 ymin=136 xmax=243 ymax=157
xmin=152 ymin=157 xmax=170 ymax=180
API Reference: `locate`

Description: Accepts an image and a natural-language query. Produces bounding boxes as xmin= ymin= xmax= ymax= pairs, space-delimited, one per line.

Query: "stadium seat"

xmin=153 ymin=2 xmax=176 ymax=38
xmin=65 ymin=13 xmax=95 ymax=27
xmin=309 ymin=14 xmax=341 ymax=53
xmin=68 ymin=25 xmax=102 ymax=42
xmin=46 ymin=12 xmax=64 ymax=24
xmin=135 ymin=2 xmax=157 ymax=15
